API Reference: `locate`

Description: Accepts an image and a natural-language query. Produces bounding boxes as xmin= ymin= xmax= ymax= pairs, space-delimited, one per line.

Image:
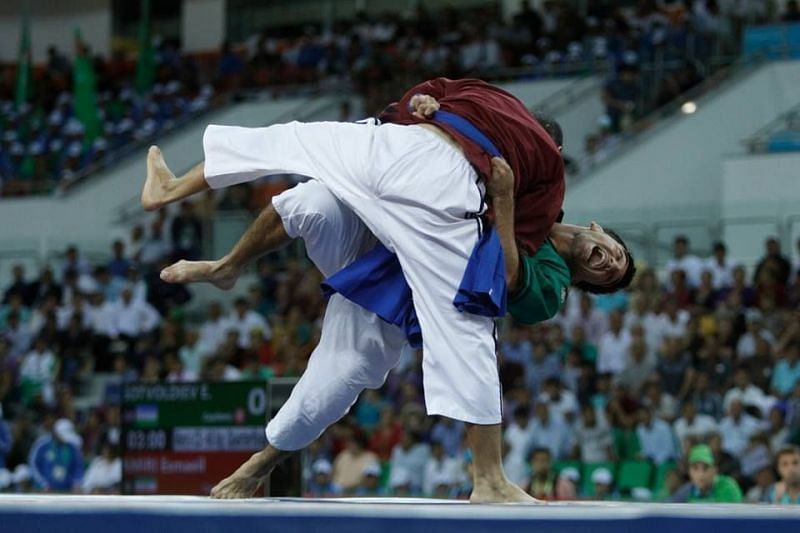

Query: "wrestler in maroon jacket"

xmin=380 ymin=77 xmax=565 ymax=255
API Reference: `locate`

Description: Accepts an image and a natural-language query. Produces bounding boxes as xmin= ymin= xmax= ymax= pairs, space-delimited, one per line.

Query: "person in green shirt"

xmin=683 ymin=444 xmax=743 ymax=503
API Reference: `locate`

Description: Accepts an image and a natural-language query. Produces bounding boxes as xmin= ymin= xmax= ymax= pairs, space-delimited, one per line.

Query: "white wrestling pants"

xmin=203 ymin=120 xmax=501 ymax=425
xmin=265 ymin=180 xmax=407 ymax=450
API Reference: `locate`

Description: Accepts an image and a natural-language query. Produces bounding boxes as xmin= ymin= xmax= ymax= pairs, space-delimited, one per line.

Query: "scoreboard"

xmin=121 ymin=381 xmax=269 ymax=495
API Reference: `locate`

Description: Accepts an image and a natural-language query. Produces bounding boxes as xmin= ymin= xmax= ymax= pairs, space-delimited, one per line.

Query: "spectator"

xmin=107 ymin=240 xmax=131 ymax=279
xmin=772 ymin=342 xmax=800 ymax=397
xmin=615 ymin=330 xmax=656 ymax=394
xmin=524 ymin=342 xmax=561 ymax=396
xmin=672 ymin=445 xmax=743 ymax=503
xmin=18 ymin=337 xmax=59 ymax=407
xmin=352 ymin=462 xmax=385 ymax=496
xmin=138 ymin=220 xmax=171 ymax=269
xmin=591 ymin=467 xmax=617 ymax=501
xmin=389 ymin=431 xmax=430 ymax=493
xmin=656 ymin=336 xmax=694 ymax=399
xmin=673 ymin=401 xmax=719 ymax=450
xmin=753 ymin=237 xmax=792 ymax=287
xmin=529 ymin=402 xmax=572 ymax=460
xmin=81 ymin=441 xmax=121 ymax=494
xmin=636 ymin=407 xmax=680 ymax=465
xmin=723 ymin=366 xmax=773 ymax=417
xmin=305 ymin=459 xmax=342 ymax=498
xmin=705 ymin=241 xmax=737 ymax=290
xmin=227 ymin=298 xmax=271 ymax=349
xmin=527 ymin=447 xmax=554 ymax=500
xmin=602 ymin=62 xmax=640 ymax=133
xmin=29 ymin=418 xmax=84 ymax=492
xmin=332 ymin=429 xmax=379 ymax=492
xmin=503 ymin=405 xmax=534 ymax=487
xmin=62 ymin=246 xmax=91 ymax=277
xmin=537 ymin=377 xmax=579 ymax=421
xmin=565 ymin=293 xmax=607 ymax=345
xmin=573 ymin=403 xmax=614 ymax=463
xmin=718 ymin=399 xmax=766 ymax=458
xmin=2 ymin=265 xmax=32 ymax=306
xmin=170 ymin=201 xmax=204 ymax=261
xmin=765 ymin=445 xmax=800 ymax=504
xmin=424 ymin=441 xmax=463 ymax=496
xmin=737 ymin=311 xmax=775 ymax=360
xmin=111 ymin=287 xmax=161 ymax=340
xmin=597 ymin=310 xmax=630 ymax=375
xmin=785 ymin=0 xmax=800 ymax=22
xmin=665 ymin=236 xmax=705 ymax=289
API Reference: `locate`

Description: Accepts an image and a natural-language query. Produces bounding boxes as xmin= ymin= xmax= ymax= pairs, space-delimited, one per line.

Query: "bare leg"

xmin=141 ymin=146 xmax=209 ymax=211
xmin=160 ymin=203 xmax=289 ymax=288
xmin=210 ymin=444 xmax=291 ymax=499
xmin=467 ymin=423 xmax=539 ymax=503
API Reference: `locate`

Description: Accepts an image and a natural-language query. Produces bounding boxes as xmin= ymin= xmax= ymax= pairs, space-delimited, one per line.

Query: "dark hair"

xmin=513 ymin=405 xmax=530 ymax=419
xmin=529 ymin=447 xmax=551 ymax=460
xmin=712 ymin=241 xmax=727 ymax=253
xmin=574 ymin=229 xmax=636 ymax=295
xmin=776 ymin=444 xmax=800 ymax=462
xmin=532 ymin=110 xmax=563 ymax=148
xmin=674 ymin=235 xmax=688 ymax=246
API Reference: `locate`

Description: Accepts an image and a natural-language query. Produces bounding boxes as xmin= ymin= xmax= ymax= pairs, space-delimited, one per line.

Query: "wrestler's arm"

xmin=487 ymin=157 xmax=521 ymax=292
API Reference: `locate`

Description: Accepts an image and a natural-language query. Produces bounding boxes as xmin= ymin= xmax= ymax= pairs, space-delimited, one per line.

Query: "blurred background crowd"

xmin=1 ymin=195 xmax=800 ymax=501
xmin=2 ymin=0 xmax=798 ymax=195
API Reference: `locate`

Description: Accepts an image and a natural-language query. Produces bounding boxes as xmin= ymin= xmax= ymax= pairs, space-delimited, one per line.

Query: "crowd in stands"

xmin=0 ymin=40 xmax=216 ymax=196
xmin=1 ymin=183 xmax=800 ymax=502
xmin=5 ymin=1 xmax=799 ymax=194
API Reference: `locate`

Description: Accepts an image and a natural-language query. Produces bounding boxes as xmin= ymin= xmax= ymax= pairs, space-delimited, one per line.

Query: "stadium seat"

xmin=612 ymin=428 xmax=641 ymax=461
xmin=580 ymin=462 xmax=617 ymax=497
xmin=617 ymin=460 xmax=653 ymax=493
xmin=652 ymin=461 xmax=677 ymax=493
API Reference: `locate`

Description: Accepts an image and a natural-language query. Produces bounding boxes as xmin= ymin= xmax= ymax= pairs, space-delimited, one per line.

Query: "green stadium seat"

xmin=652 ymin=461 xmax=677 ymax=493
xmin=617 ymin=460 xmax=653 ymax=493
xmin=580 ymin=462 xmax=617 ymax=497
xmin=380 ymin=461 xmax=392 ymax=489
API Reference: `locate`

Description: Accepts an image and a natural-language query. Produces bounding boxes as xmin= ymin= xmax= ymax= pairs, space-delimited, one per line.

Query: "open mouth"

xmin=588 ymin=246 xmax=604 ymax=268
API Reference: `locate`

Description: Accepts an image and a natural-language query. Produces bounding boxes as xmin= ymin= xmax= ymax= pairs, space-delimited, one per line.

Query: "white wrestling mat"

xmin=1 ymin=495 xmax=799 ymax=533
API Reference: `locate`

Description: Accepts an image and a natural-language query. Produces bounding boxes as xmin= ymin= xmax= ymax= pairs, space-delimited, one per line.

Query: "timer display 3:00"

xmin=126 ymin=429 xmax=168 ymax=450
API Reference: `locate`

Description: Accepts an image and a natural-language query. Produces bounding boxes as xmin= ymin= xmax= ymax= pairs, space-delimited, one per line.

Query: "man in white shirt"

xmin=573 ymin=403 xmax=614 ymax=463
xmin=227 ymin=298 xmax=271 ymax=349
xmin=529 ymin=402 xmax=573 ymax=460
xmin=503 ymin=405 xmax=534 ymax=487
xmin=111 ymin=287 xmax=161 ymax=338
xmin=651 ymin=299 xmax=689 ymax=349
xmin=198 ymin=301 xmax=229 ymax=355
xmin=597 ymin=310 xmax=630 ymax=375
xmin=389 ymin=432 xmax=431 ymax=493
xmin=673 ymin=401 xmax=719 ymax=449
xmin=665 ymin=235 xmax=705 ymax=288
xmin=565 ymin=293 xmax=607 ymax=345
xmin=636 ymin=408 xmax=680 ymax=465
xmin=718 ymin=399 xmax=767 ymax=458
xmin=736 ymin=312 xmax=776 ymax=360
xmin=423 ymin=440 xmax=464 ymax=496
xmin=723 ymin=367 xmax=775 ymax=416
xmin=86 ymin=292 xmax=118 ymax=338
xmin=704 ymin=241 xmax=737 ymax=290
xmin=537 ymin=377 xmax=579 ymax=422
xmin=19 ymin=337 xmax=59 ymax=406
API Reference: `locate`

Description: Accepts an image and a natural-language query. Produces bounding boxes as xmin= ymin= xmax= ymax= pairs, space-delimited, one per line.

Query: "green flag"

xmin=135 ymin=0 xmax=155 ymax=94
xmin=15 ymin=7 xmax=32 ymax=109
xmin=72 ymin=28 xmax=101 ymax=143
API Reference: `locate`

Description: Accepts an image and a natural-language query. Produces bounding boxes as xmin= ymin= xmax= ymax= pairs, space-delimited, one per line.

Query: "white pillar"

xmin=181 ymin=0 xmax=225 ymax=52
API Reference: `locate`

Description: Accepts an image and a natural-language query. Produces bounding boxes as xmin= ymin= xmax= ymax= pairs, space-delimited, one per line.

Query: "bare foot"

xmin=160 ymin=259 xmax=239 ymax=290
xmin=141 ymin=146 xmax=175 ymax=211
xmin=470 ymin=479 xmax=543 ymax=504
xmin=210 ymin=473 xmax=263 ymax=499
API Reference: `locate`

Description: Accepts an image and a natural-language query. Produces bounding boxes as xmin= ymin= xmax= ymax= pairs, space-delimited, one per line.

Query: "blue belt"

xmin=321 ymin=111 xmax=506 ymax=348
